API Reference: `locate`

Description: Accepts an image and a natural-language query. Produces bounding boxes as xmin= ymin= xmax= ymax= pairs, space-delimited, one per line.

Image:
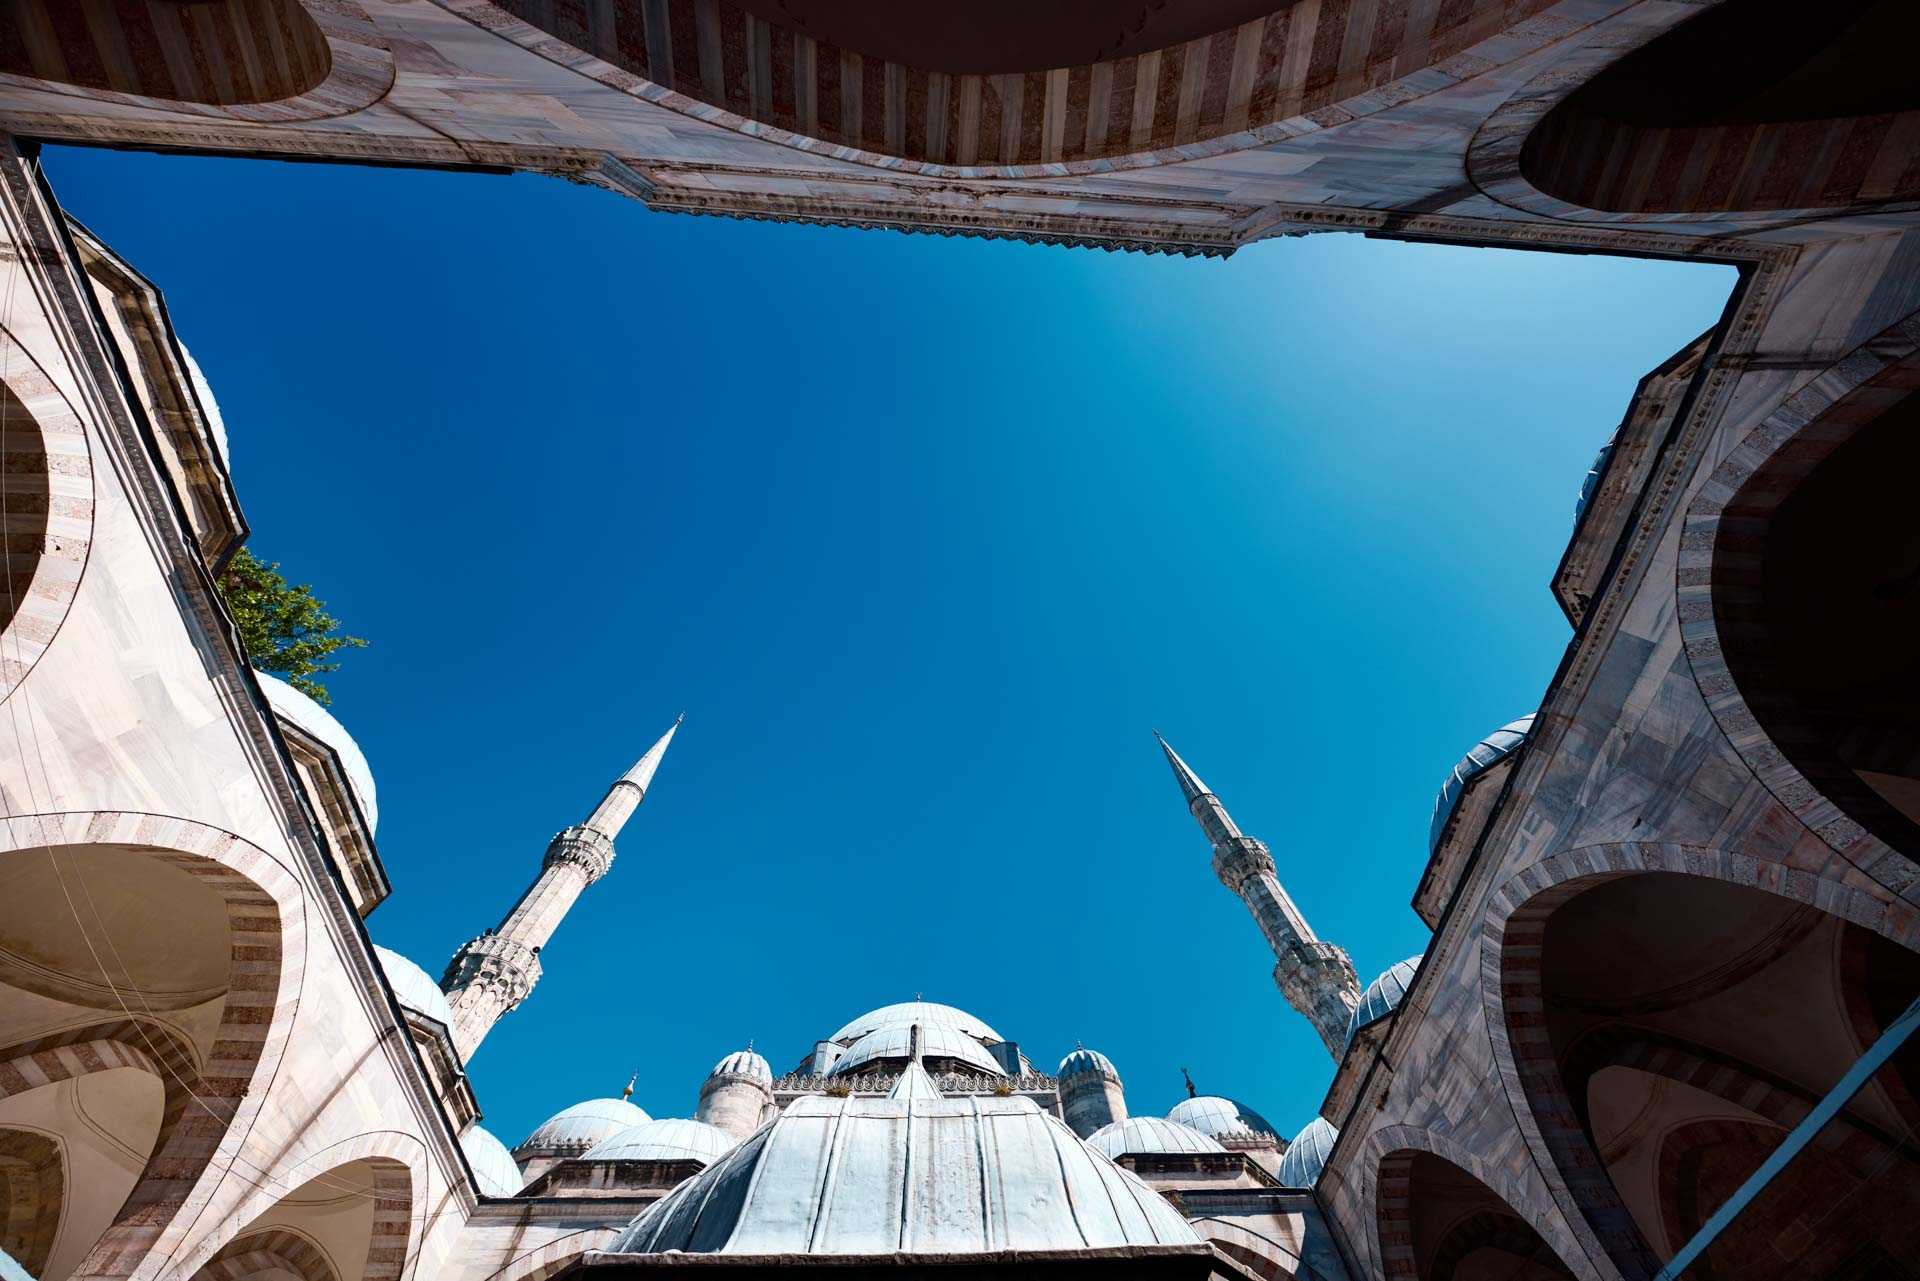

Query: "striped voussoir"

xmin=0 ymin=1127 xmax=62 ymax=1276
xmin=1679 ymin=321 xmax=1920 ymax=895
xmin=193 ymin=1228 xmax=337 ymax=1281
xmin=465 ymin=0 xmax=1559 ymax=172
xmin=1359 ymin=1126 xmax=1576 ymax=1281
xmin=0 ymin=330 xmax=95 ymax=705
xmin=481 ymin=1227 xmax=618 ymax=1281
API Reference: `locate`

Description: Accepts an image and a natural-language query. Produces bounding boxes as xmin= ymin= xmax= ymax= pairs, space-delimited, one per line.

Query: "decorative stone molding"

xmin=444 ymin=935 xmax=542 ymax=1017
xmin=542 ymin=826 xmax=615 ymax=883
xmin=1273 ymin=940 xmax=1361 ymax=1058
xmin=770 ymin=1071 xmax=1056 ymax=1098
xmin=1211 ymin=838 xmax=1275 ymax=894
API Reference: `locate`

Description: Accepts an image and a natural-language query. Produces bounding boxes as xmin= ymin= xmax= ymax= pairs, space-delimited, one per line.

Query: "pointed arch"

xmin=481 ymin=1228 xmax=618 ymax=1281
xmin=0 ymin=328 xmax=95 ymax=708
xmin=1374 ymin=1144 xmax=1578 ymax=1281
xmin=1481 ymin=845 xmax=1920 ymax=1281
xmin=0 ymin=1127 xmax=62 ymax=1275
xmin=192 ymin=1228 xmax=336 ymax=1281
xmin=0 ymin=813 xmax=303 ymax=1281
xmin=173 ymin=1135 xmax=423 ymax=1281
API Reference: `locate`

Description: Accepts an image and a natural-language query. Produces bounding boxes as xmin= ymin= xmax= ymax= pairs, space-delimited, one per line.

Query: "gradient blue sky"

xmin=44 ymin=145 xmax=1735 ymax=1148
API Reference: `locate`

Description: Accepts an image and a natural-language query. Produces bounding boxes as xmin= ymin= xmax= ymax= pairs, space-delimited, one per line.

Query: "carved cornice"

xmin=1211 ymin=837 xmax=1276 ymax=894
xmin=544 ymin=825 xmax=615 ymax=883
xmin=771 ymin=1071 xmax=1057 ymax=1098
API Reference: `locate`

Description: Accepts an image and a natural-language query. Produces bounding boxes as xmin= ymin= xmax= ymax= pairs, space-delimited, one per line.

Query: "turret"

xmin=1156 ymin=732 xmax=1360 ymax=1058
xmin=1056 ymin=1046 xmax=1127 ymax=1138
xmin=697 ymin=1046 xmax=774 ymax=1139
xmin=442 ymin=716 xmax=682 ymax=1059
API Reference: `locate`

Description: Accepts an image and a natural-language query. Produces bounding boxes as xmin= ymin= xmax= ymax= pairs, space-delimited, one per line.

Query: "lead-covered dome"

xmin=1428 ymin=715 xmax=1534 ymax=855
xmin=516 ymin=1097 xmax=652 ymax=1158
xmin=1167 ymin=1095 xmax=1278 ymax=1144
xmin=257 ymin=670 xmax=379 ymax=833
xmin=1058 ymin=1047 xmax=1120 ymax=1082
xmin=608 ymin=1089 xmax=1199 ymax=1258
xmin=1085 ymin=1115 xmax=1225 ymax=1159
xmin=582 ymin=1118 xmax=737 ymax=1165
xmin=1278 ymin=1118 xmax=1337 ymax=1188
xmin=709 ymin=1049 xmax=773 ymax=1086
xmin=828 ymin=1001 xmax=1001 ymax=1045
xmin=373 ymin=946 xmax=451 ymax=1028
xmin=461 ymin=1125 xmax=524 ymax=1196
xmin=827 ymin=1021 xmax=1005 ymax=1077
xmin=1346 ymin=955 xmax=1424 ymax=1049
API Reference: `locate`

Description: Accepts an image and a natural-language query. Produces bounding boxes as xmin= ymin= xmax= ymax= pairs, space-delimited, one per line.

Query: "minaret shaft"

xmin=1159 ymin=733 xmax=1360 ymax=1058
xmin=442 ymin=719 xmax=678 ymax=1060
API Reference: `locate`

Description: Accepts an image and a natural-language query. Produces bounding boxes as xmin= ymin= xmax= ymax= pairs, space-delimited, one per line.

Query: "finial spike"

xmin=622 ymin=1070 xmax=637 ymax=1100
xmin=1181 ymin=1066 xmax=1197 ymax=1099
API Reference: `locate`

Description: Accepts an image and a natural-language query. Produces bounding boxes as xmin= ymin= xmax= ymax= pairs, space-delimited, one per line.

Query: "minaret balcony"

xmin=544 ymin=825 xmax=617 ymax=882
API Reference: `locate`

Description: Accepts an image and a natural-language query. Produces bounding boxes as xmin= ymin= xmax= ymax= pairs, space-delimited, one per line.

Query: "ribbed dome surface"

xmin=516 ymin=1097 xmax=652 ymax=1156
xmin=1346 ymin=955 xmax=1424 ymax=1048
xmin=1085 ymin=1115 xmax=1224 ymax=1158
xmin=709 ymin=1049 xmax=772 ymax=1085
xmin=582 ymin=1118 xmax=737 ymax=1165
xmin=828 ymin=1001 xmax=1001 ymax=1045
xmin=608 ymin=1091 xmax=1199 ymax=1257
xmin=461 ymin=1125 xmax=524 ymax=1196
xmin=1057 ymin=1047 xmax=1120 ymax=1082
xmin=1428 ymin=715 xmax=1534 ymax=854
xmin=827 ymin=1022 xmax=1004 ymax=1077
xmin=1278 ymin=1118 xmax=1338 ymax=1188
xmin=257 ymin=670 xmax=378 ymax=833
xmin=1167 ymin=1095 xmax=1278 ymax=1143
xmin=373 ymin=947 xmax=451 ymax=1029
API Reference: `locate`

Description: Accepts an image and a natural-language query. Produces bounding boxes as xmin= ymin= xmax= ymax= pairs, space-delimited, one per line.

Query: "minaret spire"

xmin=441 ymin=716 xmax=682 ymax=1060
xmin=1156 ymin=731 xmax=1360 ymax=1058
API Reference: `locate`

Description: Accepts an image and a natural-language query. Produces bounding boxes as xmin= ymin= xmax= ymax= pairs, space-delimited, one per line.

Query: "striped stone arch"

xmin=0 ymin=0 xmax=395 ymax=126
xmin=173 ymin=1134 xmax=425 ymax=1281
xmin=1187 ymin=1219 xmax=1308 ymax=1281
xmin=1466 ymin=2 xmax=1920 ymax=223
xmin=1676 ymin=309 xmax=1920 ymax=891
xmin=480 ymin=1227 xmax=618 ymax=1281
xmin=192 ymin=1227 xmax=337 ymax=1281
xmin=1356 ymin=1125 xmax=1585 ymax=1281
xmin=0 ymin=1127 xmax=62 ymax=1276
xmin=0 ymin=327 xmax=94 ymax=707
xmin=1477 ymin=842 xmax=1920 ymax=1281
xmin=0 ymin=812 xmax=305 ymax=1281
xmin=435 ymin=0 xmax=1576 ymax=177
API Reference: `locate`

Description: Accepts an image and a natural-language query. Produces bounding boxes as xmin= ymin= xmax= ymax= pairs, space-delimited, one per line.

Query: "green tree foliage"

xmin=216 ymin=547 xmax=367 ymax=706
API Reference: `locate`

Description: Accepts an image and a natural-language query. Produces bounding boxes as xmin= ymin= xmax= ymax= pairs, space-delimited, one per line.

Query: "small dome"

xmin=257 ymin=670 xmax=379 ymax=834
xmin=709 ymin=1049 xmax=773 ymax=1086
xmin=828 ymin=1001 xmax=1002 ymax=1046
xmin=609 ymin=1091 xmax=1198 ymax=1257
xmin=582 ymin=1118 xmax=738 ymax=1165
xmin=461 ymin=1125 xmax=524 ymax=1196
xmin=827 ymin=1022 xmax=1005 ymax=1078
xmin=1278 ymin=1118 xmax=1338 ymax=1188
xmin=1057 ymin=1047 xmax=1120 ymax=1083
xmin=516 ymin=1097 xmax=652 ymax=1157
xmin=1167 ymin=1095 xmax=1278 ymax=1143
xmin=373 ymin=946 xmax=451 ymax=1029
xmin=1574 ymin=437 xmax=1614 ymax=519
xmin=1346 ymin=955 xmax=1424 ymax=1049
xmin=1428 ymin=715 xmax=1534 ymax=855
xmin=1085 ymin=1115 xmax=1225 ymax=1159
xmin=179 ymin=344 xmax=232 ymax=469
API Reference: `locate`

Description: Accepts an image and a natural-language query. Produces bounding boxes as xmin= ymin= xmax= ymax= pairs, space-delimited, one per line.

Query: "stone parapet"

xmin=1211 ymin=838 xmax=1277 ymax=894
xmin=543 ymin=825 xmax=615 ymax=883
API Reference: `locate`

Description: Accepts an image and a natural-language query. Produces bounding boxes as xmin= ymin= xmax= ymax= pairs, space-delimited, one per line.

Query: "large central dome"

xmin=607 ymin=1072 xmax=1203 ymax=1261
xmin=828 ymin=1001 xmax=1002 ymax=1046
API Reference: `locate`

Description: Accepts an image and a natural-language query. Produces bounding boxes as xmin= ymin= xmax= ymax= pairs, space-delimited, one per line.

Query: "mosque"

xmin=0 ymin=2 xmax=1917 ymax=1280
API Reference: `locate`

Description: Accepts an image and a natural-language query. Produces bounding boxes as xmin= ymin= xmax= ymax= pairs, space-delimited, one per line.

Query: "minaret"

xmin=441 ymin=716 xmax=681 ymax=1059
xmin=1156 ymin=732 xmax=1360 ymax=1057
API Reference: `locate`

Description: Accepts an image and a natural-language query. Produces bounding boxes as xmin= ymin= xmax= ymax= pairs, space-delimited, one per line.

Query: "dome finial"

xmin=1181 ymin=1066 xmax=1197 ymax=1099
xmin=621 ymin=1070 xmax=637 ymax=1100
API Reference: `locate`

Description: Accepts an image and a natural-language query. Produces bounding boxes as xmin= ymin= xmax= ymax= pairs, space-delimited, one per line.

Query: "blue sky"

xmin=45 ymin=146 xmax=1734 ymax=1147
